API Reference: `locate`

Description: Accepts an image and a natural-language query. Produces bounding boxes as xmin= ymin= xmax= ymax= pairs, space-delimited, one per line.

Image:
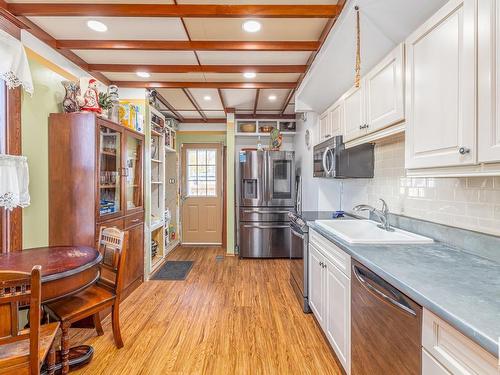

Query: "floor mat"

xmin=151 ymin=261 xmax=194 ymax=280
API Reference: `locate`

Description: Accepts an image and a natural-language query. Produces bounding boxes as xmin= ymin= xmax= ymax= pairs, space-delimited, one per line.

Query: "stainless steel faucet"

xmin=353 ymin=199 xmax=394 ymax=231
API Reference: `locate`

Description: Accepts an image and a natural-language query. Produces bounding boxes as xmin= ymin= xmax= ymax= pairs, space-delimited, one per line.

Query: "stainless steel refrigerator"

xmin=238 ymin=150 xmax=295 ymax=258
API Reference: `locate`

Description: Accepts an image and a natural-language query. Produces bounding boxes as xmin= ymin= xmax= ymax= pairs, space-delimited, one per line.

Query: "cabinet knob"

xmin=459 ymin=147 xmax=470 ymax=155
xmin=359 ymin=124 xmax=369 ymax=130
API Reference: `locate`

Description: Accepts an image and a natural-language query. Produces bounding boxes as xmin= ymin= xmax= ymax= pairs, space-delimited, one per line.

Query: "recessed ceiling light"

xmin=242 ymin=20 xmax=261 ymax=33
xmin=268 ymin=95 xmax=277 ymax=101
xmin=87 ymin=20 xmax=108 ymax=33
xmin=136 ymin=72 xmax=151 ymax=78
xmin=203 ymin=95 xmax=212 ymax=101
xmin=243 ymin=72 xmax=257 ymax=79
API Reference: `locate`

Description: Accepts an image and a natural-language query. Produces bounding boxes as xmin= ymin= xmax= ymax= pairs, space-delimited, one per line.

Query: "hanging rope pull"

xmin=355 ymin=5 xmax=361 ymax=88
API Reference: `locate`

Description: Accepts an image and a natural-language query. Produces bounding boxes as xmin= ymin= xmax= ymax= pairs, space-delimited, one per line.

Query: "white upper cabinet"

xmin=405 ymin=0 xmax=477 ymax=169
xmin=365 ymin=44 xmax=405 ymax=133
xmin=329 ymin=99 xmax=343 ymax=138
xmin=319 ymin=111 xmax=331 ymax=144
xmin=343 ymin=84 xmax=366 ymax=142
xmin=478 ymin=0 xmax=500 ymax=163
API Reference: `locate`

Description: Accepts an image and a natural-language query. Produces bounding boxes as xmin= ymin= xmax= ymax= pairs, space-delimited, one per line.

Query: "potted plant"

xmin=98 ymin=92 xmax=113 ymax=119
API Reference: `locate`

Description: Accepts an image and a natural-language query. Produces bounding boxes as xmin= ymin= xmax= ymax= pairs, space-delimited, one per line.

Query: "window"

xmin=187 ymin=149 xmax=217 ymax=197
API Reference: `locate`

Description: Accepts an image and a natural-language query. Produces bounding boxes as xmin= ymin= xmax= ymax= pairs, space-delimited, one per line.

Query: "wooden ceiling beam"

xmin=114 ymin=81 xmax=297 ymax=89
xmin=280 ymin=89 xmax=295 ymax=115
xmin=253 ymin=89 xmax=260 ymax=117
xmin=182 ymin=88 xmax=207 ymax=121
xmin=57 ymin=40 xmax=319 ymax=52
xmin=89 ymin=64 xmax=307 ymax=74
xmin=179 ymin=118 xmax=227 ymax=124
xmin=235 ymin=114 xmax=295 ymax=120
xmin=7 ymin=4 xmax=341 ymax=18
xmin=153 ymin=90 xmax=185 ymax=122
xmin=217 ymin=89 xmax=227 ymax=114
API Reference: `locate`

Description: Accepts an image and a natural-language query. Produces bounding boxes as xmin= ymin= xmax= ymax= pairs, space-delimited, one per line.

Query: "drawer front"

xmin=125 ymin=212 xmax=144 ymax=229
xmin=423 ymin=349 xmax=452 ymax=375
xmin=422 ymin=309 xmax=498 ymax=375
xmin=310 ymin=229 xmax=351 ymax=277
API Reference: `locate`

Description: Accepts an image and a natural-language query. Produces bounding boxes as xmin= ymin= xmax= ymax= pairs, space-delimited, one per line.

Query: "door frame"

xmin=179 ymin=142 xmax=226 ymax=246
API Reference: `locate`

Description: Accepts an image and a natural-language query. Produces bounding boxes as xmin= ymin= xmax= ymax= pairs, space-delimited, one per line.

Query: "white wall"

xmin=294 ymin=116 xmax=500 ymax=236
xmin=294 ymin=113 xmax=342 ymax=212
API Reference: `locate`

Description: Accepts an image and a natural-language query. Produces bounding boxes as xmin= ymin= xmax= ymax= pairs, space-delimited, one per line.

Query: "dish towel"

xmin=0 ymin=154 xmax=30 ymax=211
xmin=0 ymin=29 xmax=33 ymax=95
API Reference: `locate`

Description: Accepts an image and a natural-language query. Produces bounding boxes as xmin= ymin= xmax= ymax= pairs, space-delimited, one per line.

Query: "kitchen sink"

xmin=315 ymin=219 xmax=433 ymax=244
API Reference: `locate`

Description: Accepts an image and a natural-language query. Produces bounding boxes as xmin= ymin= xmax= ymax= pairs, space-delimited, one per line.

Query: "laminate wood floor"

xmin=70 ymin=247 xmax=342 ymax=375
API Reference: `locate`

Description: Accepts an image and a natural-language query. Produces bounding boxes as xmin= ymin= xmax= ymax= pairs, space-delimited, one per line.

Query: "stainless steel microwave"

xmin=313 ymin=135 xmax=374 ymax=178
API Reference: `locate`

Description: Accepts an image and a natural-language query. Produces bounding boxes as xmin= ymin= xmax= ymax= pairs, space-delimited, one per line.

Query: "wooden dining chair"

xmin=0 ymin=266 xmax=59 ymax=375
xmin=46 ymin=227 xmax=128 ymax=374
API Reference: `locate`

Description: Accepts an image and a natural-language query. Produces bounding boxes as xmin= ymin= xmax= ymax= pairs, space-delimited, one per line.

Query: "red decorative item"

xmin=80 ymin=79 xmax=102 ymax=114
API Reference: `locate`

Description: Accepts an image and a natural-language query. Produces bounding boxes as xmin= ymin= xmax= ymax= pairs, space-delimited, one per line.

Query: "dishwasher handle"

xmin=352 ymin=264 xmax=417 ymax=317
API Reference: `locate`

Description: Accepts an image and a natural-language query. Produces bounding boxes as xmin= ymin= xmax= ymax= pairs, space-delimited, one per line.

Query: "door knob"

xmin=459 ymin=147 xmax=470 ymax=155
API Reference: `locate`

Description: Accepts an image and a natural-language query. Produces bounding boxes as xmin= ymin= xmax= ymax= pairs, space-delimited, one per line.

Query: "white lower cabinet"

xmin=324 ymin=256 xmax=351 ymax=374
xmin=308 ymin=244 xmax=325 ymax=327
xmin=422 ymin=309 xmax=498 ymax=375
xmin=309 ymin=230 xmax=351 ymax=374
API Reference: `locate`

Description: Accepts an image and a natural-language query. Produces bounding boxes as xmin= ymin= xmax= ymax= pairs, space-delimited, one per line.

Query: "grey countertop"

xmin=307 ymin=220 xmax=500 ymax=358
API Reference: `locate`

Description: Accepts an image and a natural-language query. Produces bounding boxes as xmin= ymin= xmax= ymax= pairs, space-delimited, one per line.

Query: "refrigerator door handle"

xmin=242 ymin=209 xmax=290 ymax=214
xmin=242 ymin=224 xmax=290 ymax=229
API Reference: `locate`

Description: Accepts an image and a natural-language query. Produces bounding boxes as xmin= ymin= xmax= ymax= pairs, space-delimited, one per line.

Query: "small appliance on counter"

xmin=313 ymin=135 xmax=374 ymax=178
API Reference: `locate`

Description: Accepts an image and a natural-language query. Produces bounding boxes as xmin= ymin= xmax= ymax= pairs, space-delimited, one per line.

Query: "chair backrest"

xmin=0 ymin=266 xmax=42 ymax=375
xmin=97 ymin=227 xmax=129 ymax=299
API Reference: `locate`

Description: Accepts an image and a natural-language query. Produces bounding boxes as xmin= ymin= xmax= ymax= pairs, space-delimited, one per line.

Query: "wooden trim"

xmin=179 ymin=118 xmax=226 ymax=124
xmin=182 ymin=88 xmax=207 ymax=121
xmin=114 ymin=82 xmax=297 ymax=89
xmin=89 ymin=64 xmax=307 ymax=74
xmin=57 ymin=40 xmax=319 ymax=52
xmin=253 ymin=89 xmax=260 ymax=117
xmin=18 ymin=16 xmax=111 ymax=85
xmin=8 ymin=4 xmax=341 ymax=18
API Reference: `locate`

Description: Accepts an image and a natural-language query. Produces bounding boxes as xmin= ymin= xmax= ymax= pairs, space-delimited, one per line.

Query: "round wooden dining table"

xmin=0 ymin=246 xmax=102 ymax=373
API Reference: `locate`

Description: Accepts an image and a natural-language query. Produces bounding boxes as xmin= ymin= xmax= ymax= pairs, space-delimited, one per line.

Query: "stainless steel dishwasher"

xmin=351 ymin=260 xmax=422 ymax=375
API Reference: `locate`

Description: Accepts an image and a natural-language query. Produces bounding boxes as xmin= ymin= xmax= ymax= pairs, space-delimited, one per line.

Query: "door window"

xmin=187 ymin=149 xmax=217 ymax=197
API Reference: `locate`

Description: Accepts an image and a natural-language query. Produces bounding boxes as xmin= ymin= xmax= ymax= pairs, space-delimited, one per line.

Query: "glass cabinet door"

xmin=125 ymin=132 xmax=143 ymax=212
xmin=99 ymin=125 xmax=122 ymax=217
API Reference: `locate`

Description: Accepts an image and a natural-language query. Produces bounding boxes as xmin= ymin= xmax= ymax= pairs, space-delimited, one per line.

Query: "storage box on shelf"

xmin=235 ymin=119 xmax=297 ymax=137
xmin=48 ymin=112 xmax=145 ymax=300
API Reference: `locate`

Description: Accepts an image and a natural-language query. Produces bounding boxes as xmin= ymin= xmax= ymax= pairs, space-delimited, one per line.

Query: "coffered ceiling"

xmin=2 ymin=0 xmax=344 ymax=122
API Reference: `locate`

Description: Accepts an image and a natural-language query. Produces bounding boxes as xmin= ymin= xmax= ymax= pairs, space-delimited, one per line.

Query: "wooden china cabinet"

xmin=48 ymin=112 xmax=145 ymax=299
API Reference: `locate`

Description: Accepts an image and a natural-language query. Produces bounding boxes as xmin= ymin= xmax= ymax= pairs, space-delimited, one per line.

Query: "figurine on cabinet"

xmin=78 ymin=78 xmax=102 ymax=114
xmin=62 ymin=80 xmax=81 ymax=113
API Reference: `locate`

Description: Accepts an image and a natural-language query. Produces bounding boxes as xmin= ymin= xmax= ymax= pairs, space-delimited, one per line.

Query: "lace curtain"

xmin=0 ymin=155 xmax=30 ymax=211
xmin=0 ymin=29 xmax=34 ymax=95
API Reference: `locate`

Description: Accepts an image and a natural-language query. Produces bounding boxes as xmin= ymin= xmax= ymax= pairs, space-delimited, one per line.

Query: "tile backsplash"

xmin=341 ymin=135 xmax=500 ymax=236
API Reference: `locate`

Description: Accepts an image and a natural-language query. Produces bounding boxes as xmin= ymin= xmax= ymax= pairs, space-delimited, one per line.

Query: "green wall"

xmin=22 ymin=57 xmax=66 ymax=248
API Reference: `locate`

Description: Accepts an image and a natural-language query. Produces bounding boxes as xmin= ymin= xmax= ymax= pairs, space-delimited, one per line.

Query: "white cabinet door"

xmin=324 ymin=257 xmax=351 ymax=374
xmin=308 ymin=244 xmax=324 ymax=327
xmin=329 ymin=100 xmax=343 ymax=138
xmin=343 ymin=84 xmax=366 ymax=142
xmin=478 ymin=0 xmax=500 ymax=163
xmin=405 ymin=0 xmax=476 ymax=169
xmin=319 ymin=111 xmax=331 ymax=143
xmin=365 ymin=44 xmax=405 ymax=133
